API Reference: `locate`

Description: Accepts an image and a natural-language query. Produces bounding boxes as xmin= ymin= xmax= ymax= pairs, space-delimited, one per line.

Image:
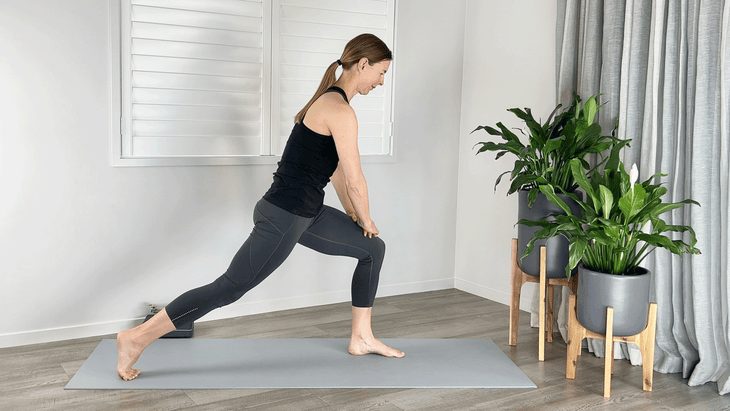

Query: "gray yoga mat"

xmin=65 ymin=338 xmax=535 ymax=389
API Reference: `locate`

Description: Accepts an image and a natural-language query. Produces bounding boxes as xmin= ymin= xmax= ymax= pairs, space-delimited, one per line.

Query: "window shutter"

xmin=121 ymin=0 xmax=269 ymax=157
xmin=272 ymin=0 xmax=395 ymax=155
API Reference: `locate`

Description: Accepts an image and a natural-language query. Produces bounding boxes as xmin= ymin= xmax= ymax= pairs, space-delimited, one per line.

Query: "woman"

xmin=117 ymin=34 xmax=403 ymax=381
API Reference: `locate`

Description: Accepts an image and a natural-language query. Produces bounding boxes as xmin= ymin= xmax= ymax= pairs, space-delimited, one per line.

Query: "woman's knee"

xmin=369 ymin=236 xmax=386 ymax=262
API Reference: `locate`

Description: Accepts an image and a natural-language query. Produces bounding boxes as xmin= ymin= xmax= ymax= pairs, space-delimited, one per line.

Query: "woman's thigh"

xmin=226 ymin=199 xmax=311 ymax=285
xmin=297 ymin=205 xmax=385 ymax=261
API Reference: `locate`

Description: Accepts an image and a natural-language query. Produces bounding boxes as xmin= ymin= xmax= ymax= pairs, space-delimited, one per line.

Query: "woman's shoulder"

xmin=316 ymin=91 xmax=353 ymax=114
xmin=306 ymin=92 xmax=356 ymax=132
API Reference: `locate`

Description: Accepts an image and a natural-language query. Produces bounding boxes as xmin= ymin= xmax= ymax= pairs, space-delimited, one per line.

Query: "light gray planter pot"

xmin=576 ymin=264 xmax=652 ymax=336
xmin=517 ymin=189 xmax=582 ymax=278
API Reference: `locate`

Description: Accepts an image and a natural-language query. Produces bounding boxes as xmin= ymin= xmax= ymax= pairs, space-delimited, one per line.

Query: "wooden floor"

xmin=1 ymin=289 xmax=726 ymax=410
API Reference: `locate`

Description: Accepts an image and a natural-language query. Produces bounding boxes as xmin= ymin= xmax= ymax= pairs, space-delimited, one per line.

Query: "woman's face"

xmin=358 ymin=59 xmax=391 ymax=95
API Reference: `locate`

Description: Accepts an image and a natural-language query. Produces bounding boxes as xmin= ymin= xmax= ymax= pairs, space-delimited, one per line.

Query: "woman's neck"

xmin=333 ymin=74 xmax=358 ymax=102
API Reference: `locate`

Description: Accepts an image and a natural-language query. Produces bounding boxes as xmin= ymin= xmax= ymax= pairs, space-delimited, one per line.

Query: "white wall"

xmin=454 ymin=1 xmax=557 ymax=310
xmin=0 ymin=0 xmax=466 ymax=347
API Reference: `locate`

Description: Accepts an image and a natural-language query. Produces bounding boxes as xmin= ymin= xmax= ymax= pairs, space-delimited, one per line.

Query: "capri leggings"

xmin=164 ymin=198 xmax=386 ymax=329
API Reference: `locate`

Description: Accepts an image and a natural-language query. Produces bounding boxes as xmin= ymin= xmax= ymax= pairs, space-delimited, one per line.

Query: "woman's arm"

xmin=327 ymin=104 xmax=379 ymax=238
xmin=331 ymin=164 xmax=358 ymax=222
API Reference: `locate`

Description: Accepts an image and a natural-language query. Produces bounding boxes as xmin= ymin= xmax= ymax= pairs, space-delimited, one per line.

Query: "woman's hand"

xmin=357 ymin=218 xmax=379 ymax=238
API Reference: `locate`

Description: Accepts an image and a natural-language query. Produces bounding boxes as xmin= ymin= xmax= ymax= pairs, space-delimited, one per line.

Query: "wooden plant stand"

xmin=566 ymin=294 xmax=658 ymax=398
xmin=509 ymin=238 xmax=578 ymax=361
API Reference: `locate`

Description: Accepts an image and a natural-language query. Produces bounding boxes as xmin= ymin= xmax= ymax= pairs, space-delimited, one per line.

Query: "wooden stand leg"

xmin=569 ymin=272 xmax=579 ymax=296
xmin=604 ymin=307 xmax=614 ymax=398
xmin=509 ymin=239 xmax=523 ymax=346
xmin=538 ymin=246 xmax=546 ymax=361
xmin=566 ymin=294 xmax=581 ymax=379
xmin=569 ymin=273 xmax=580 ymax=357
xmin=510 ymin=239 xmax=571 ymax=361
xmin=641 ymin=302 xmax=657 ymax=392
xmin=547 ymin=283 xmax=555 ymax=343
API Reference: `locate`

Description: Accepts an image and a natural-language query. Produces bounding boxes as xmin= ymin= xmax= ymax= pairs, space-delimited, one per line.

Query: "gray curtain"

xmin=547 ymin=0 xmax=730 ymax=395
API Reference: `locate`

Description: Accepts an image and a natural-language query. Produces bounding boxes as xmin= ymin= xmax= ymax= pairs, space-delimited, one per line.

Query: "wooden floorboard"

xmin=0 ymin=289 xmax=724 ymax=410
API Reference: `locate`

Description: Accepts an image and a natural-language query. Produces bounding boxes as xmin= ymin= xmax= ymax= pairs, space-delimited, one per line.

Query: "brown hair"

xmin=294 ymin=33 xmax=393 ymax=123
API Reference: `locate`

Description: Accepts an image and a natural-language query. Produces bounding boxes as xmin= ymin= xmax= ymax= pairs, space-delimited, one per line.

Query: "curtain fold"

xmin=551 ymin=0 xmax=730 ymax=395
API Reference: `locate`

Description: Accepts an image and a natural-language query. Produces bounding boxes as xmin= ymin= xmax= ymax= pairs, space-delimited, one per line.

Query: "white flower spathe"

xmin=629 ymin=163 xmax=639 ymax=186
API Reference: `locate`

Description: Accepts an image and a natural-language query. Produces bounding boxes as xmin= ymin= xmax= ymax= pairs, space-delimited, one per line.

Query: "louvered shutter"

xmin=272 ymin=0 xmax=395 ymax=155
xmin=121 ymin=0 xmax=269 ymax=157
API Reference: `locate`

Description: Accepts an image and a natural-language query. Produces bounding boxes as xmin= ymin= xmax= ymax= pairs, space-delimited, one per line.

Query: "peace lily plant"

xmin=518 ymin=146 xmax=701 ymax=277
xmin=472 ymin=94 xmax=620 ymax=206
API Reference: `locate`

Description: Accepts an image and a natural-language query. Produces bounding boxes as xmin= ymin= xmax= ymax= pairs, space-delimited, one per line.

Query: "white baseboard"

xmin=454 ymin=277 xmax=534 ymax=313
xmin=0 ymin=278 xmax=454 ymax=349
xmin=0 ymin=318 xmax=144 ymax=349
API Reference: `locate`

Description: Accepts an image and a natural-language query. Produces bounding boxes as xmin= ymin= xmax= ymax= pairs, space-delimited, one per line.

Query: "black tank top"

xmin=262 ymin=86 xmax=348 ymax=217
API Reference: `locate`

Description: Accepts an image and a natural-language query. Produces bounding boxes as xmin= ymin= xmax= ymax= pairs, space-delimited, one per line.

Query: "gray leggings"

xmin=165 ymin=198 xmax=385 ymax=328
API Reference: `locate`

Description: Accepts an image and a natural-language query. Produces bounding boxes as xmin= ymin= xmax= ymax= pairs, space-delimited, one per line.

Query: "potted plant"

xmin=473 ymin=94 xmax=621 ymax=278
xmin=519 ymin=147 xmax=701 ymax=335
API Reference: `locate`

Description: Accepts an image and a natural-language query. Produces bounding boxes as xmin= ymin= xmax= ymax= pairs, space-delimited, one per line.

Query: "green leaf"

xmin=474 ymin=141 xmax=504 ymax=154
xmin=598 ymin=185 xmax=614 ymax=218
xmin=652 ymin=218 xmax=667 ymax=233
xmin=543 ymin=103 xmax=563 ymax=130
xmin=527 ymin=187 xmax=539 ymax=207
xmin=510 ymin=161 xmax=525 ymax=180
xmin=516 ymin=218 xmax=553 ymax=228
xmin=538 ymin=184 xmax=573 ymax=215
xmin=618 ymin=183 xmax=646 ymax=221
xmin=544 ymin=136 xmax=564 ymax=154
xmin=471 ymin=125 xmax=502 ymax=136
xmin=567 ymin=237 xmax=588 ymax=277
xmin=605 ymin=139 xmax=630 ymax=171
xmin=596 ymin=217 xmax=621 ymax=240
xmin=642 ymin=172 xmax=668 ymax=187
xmin=494 ymin=170 xmax=511 ymax=192
xmin=520 ymin=223 xmax=560 ymax=260
xmin=636 ymin=232 xmax=676 ymax=251
xmin=509 ymin=174 xmax=539 ymax=194
xmin=658 ymin=223 xmax=695 ymax=236
xmin=496 ymin=122 xmax=522 ymax=145
xmin=650 ymin=202 xmax=684 ymax=217
xmin=618 ymin=162 xmax=630 ymax=194
xmin=584 ymin=96 xmax=598 ymax=125
xmin=672 ymin=239 xmax=701 ymax=255
xmin=569 ymin=158 xmax=596 ymax=206
xmin=644 ymin=185 xmax=668 ymax=204
xmin=586 ymin=228 xmax=615 ymax=245
xmin=507 ymin=107 xmax=544 ymax=146
xmin=585 ymin=141 xmax=613 ymax=153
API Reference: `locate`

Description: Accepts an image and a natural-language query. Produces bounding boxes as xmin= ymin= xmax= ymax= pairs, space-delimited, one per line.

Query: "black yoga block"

xmin=143 ymin=314 xmax=194 ymax=338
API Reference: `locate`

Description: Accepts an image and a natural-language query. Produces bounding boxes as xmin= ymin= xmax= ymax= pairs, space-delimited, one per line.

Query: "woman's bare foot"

xmin=116 ymin=329 xmax=143 ymax=380
xmin=349 ymin=335 xmax=405 ymax=358
xmin=116 ymin=308 xmax=176 ymax=381
xmin=349 ymin=306 xmax=404 ymax=358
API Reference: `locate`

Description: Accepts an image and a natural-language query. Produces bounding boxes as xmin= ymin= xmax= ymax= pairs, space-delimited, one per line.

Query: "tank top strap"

xmin=302 ymin=86 xmax=349 ymax=122
xmin=324 ymin=86 xmax=349 ymax=104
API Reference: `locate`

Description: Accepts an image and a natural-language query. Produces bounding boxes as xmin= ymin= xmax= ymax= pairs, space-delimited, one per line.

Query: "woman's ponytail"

xmin=294 ymin=61 xmax=340 ymax=124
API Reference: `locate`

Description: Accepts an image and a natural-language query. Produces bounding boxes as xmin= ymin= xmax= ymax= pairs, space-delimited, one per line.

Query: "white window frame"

xmin=109 ymin=0 xmax=397 ymax=167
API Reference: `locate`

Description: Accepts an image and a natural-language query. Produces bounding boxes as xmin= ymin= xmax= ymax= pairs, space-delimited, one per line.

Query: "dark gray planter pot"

xmin=576 ymin=264 xmax=652 ymax=336
xmin=517 ymin=189 xmax=582 ymax=278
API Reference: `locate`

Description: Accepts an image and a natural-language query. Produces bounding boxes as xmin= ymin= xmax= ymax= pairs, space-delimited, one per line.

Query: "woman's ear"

xmin=358 ymin=57 xmax=369 ymax=71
